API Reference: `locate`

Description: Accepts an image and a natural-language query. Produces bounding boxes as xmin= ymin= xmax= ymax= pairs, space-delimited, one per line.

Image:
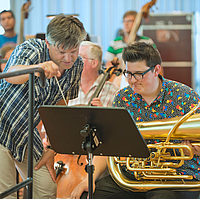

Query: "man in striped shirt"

xmin=0 ymin=14 xmax=87 ymax=198
xmin=68 ymin=41 xmax=119 ymax=107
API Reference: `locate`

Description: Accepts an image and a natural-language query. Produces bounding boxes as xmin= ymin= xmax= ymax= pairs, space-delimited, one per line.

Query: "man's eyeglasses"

xmin=123 ymin=66 xmax=156 ymax=80
xmin=81 ymin=56 xmax=94 ymax=60
xmin=122 ymin=20 xmax=134 ymax=23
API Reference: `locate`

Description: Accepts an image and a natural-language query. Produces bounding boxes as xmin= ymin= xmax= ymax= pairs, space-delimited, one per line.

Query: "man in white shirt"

xmin=68 ymin=41 xmax=119 ymax=107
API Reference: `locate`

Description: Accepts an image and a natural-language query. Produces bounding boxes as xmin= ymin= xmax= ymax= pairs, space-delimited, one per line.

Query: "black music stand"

xmin=38 ymin=106 xmax=150 ymax=199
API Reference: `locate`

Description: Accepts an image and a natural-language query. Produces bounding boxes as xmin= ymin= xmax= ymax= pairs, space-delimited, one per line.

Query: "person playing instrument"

xmin=104 ymin=10 xmax=156 ymax=64
xmin=0 ymin=10 xmax=17 ymax=49
xmin=104 ymin=10 xmax=159 ymax=89
xmin=70 ymin=42 xmax=200 ymax=199
xmin=68 ymin=41 xmax=119 ymax=107
xmin=0 ymin=14 xmax=87 ymax=198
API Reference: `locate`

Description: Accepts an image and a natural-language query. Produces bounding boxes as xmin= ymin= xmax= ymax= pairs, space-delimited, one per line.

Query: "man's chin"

xmin=132 ymin=86 xmax=142 ymax=93
xmin=61 ymin=63 xmax=73 ymax=70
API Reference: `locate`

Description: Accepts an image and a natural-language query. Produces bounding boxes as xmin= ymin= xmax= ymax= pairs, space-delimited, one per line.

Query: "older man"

xmin=68 ymin=41 xmax=119 ymax=107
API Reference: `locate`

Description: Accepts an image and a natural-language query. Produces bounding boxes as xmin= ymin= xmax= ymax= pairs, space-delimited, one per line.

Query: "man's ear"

xmin=154 ymin=64 xmax=161 ymax=76
xmin=45 ymin=39 xmax=50 ymax=49
xmin=92 ymin=59 xmax=98 ymax=69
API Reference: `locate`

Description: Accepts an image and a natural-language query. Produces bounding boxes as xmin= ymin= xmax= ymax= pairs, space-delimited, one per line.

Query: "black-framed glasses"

xmin=123 ymin=66 xmax=155 ymax=80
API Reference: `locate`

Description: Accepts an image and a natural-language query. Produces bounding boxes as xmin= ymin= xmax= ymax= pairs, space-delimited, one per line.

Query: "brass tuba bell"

xmin=108 ymin=103 xmax=200 ymax=192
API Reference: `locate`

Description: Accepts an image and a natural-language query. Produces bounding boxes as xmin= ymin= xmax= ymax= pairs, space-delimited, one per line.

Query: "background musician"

xmin=70 ymin=42 xmax=200 ymax=199
xmin=0 ymin=14 xmax=87 ymax=198
xmin=103 ymin=10 xmax=157 ymax=88
xmin=104 ymin=10 xmax=156 ymax=65
xmin=68 ymin=41 xmax=119 ymax=107
xmin=0 ymin=10 xmax=17 ymax=49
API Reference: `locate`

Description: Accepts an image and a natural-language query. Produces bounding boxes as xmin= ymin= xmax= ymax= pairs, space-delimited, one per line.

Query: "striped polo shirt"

xmin=104 ymin=35 xmax=156 ymax=62
xmin=0 ymin=38 xmax=83 ymax=162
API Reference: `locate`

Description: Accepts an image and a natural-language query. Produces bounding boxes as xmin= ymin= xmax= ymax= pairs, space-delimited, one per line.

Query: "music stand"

xmin=38 ymin=106 xmax=149 ymax=199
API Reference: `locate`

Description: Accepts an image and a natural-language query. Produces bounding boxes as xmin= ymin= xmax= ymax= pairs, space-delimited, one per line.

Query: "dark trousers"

xmin=80 ymin=175 xmax=200 ymax=199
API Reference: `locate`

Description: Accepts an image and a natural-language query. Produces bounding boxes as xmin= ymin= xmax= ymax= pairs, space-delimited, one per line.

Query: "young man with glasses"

xmin=70 ymin=42 xmax=200 ymax=199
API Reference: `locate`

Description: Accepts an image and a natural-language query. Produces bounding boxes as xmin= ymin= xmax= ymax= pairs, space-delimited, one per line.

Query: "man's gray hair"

xmin=46 ymin=14 xmax=87 ymax=50
xmin=80 ymin=41 xmax=102 ymax=71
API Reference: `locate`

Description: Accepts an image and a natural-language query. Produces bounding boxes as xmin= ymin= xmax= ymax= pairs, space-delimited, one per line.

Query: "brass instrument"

xmin=108 ymin=103 xmax=200 ymax=192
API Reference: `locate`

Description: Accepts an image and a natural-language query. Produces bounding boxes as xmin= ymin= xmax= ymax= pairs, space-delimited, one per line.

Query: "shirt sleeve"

xmin=181 ymin=86 xmax=200 ymax=114
xmin=3 ymin=41 xmax=42 ymax=73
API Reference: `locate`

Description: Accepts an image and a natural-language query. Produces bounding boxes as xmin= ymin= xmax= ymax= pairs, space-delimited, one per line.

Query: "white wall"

xmin=8 ymin=0 xmax=200 ymax=93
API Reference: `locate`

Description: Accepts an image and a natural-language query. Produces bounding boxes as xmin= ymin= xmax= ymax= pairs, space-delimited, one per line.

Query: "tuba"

xmin=108 ymin=103 xmax=200 ymax=192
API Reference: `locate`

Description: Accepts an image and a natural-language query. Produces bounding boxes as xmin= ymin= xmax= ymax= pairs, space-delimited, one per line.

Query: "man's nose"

xmin=4 ymin=18 xmax=8 ymax=23
xmin=129 ymin=75 xmax=137 ymax=82
xmin=64 ymin=53 xmax=71 ymax=61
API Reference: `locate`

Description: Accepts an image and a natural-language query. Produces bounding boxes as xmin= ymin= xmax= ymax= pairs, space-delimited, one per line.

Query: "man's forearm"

xmin=6 ymin=64 xmax=39 ymax=84
xmin=93 ymin=156 xmax=108 ymax=182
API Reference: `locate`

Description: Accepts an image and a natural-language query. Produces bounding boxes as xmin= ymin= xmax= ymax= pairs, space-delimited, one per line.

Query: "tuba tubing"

xmin=137 ymin=113 xmax=200 ymax=141
xmin=108 ymin=103 xmax=200 ymax=192
xmin=108 ymin=156 xmax=200 ymax=192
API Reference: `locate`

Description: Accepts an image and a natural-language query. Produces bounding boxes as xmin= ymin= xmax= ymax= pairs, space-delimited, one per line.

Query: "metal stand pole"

xmin=27 ymin=73 xmax=34 ymax=199
xmin=86 ymin=152 xmax=94 ymax=199
xmin=0 ymin=68 xmax=44 ymax=199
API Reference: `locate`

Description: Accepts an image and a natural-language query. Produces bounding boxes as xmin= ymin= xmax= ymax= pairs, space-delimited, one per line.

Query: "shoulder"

xmin=115 ymin=85 xmax=133 ymax=98
xmin=110 ymin=36 xmax=124 ymax=46
xmin=104 ymin=80 xmax=120 ymax=92
xmin=20 ymin=38 xmax=46 ymax=50
xmin=163 ymin=78 xmax=200 ymax=98
xmin=108 ymin=36 xmax=126 ymax=53
xmin=163 ymin=78 xmax=191 ymax=90
xmin=113 ymin=36 xmax=123 ymax=42
xmin=112 ymin=86 xmax=133 ymax=107
xmin=14 ymin=38 xmax=48 ymax=58
xmin=5 ymin=39 xmax=48 ymax=69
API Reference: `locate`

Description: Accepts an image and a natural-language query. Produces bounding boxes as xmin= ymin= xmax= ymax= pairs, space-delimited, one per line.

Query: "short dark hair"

xmin=0 ymin=10 xmax=15 ymax=20
xmin=123 ymin=10 xmax=137 ymax=19
xmin=122 ymin=42 xmax=162 ymax=68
